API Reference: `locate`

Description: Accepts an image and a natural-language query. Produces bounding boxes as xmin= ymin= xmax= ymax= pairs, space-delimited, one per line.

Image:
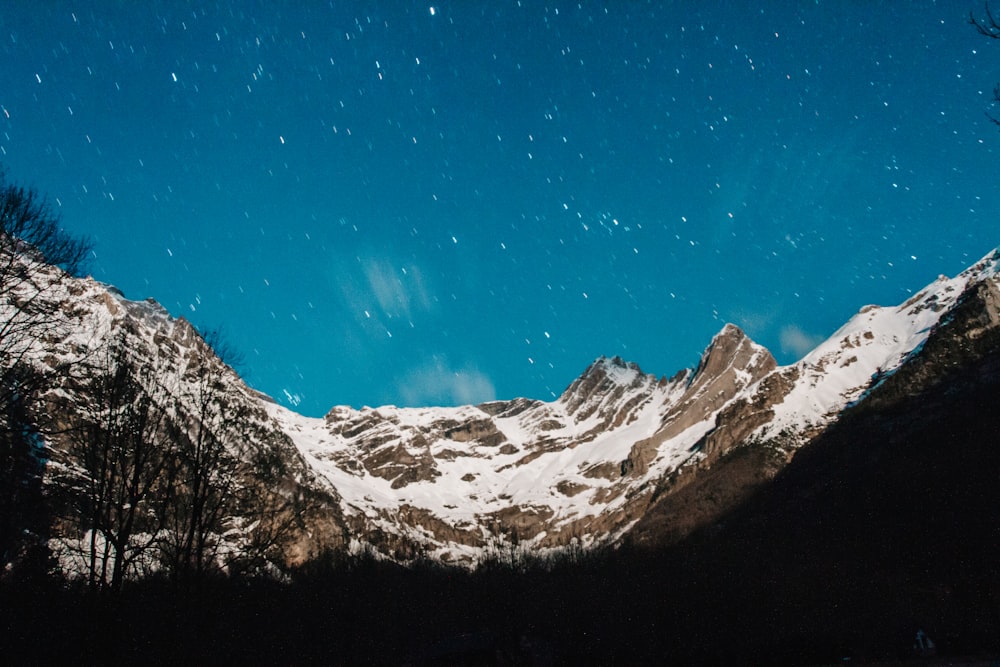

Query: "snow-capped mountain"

xmin=266 ymin=249 xmax=1000 ymax=561
xmin=269 ymin=325 xmax=775 ymax=561
xmin=12 ymin=246 xmax=1000 ymax=568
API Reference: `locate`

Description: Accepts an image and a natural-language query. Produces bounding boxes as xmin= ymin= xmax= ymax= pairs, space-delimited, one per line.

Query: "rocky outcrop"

xmin=696 ymin=366 xmax=800 ymax=461
xmin=442 ymin=417 xmax=507 ymax=447
xmin=558 ymin=356 xmax=661 ymax=439
xmin=672 ymin=324 xmax=777 ymax=427
xmin=622 ymin=325 xmax=776 ymax=478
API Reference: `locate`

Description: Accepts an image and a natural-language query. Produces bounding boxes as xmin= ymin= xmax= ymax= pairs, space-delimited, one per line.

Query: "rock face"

xmin=622 ymin=324 xmax=776 ymax=479
xmin=10 ymin=247 xmax=1000 ymax=567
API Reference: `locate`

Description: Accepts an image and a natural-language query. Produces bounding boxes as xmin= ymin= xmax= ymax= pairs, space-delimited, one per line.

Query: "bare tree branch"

xmin=0 ymin=171 xmax=93 ymax=576
xmin=971 ymin=2 xmax=1000 ymax=38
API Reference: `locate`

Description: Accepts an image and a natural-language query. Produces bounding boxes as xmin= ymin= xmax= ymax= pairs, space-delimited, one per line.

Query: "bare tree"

xmin=160 ymin=329 xmax=307 ymax=582
xmin=65 ymin=329 xmax=178 ymax=592
xmin=160 ymin=349 xmax=250 ymax=582
xmin=0 ymin=171 xmax=91 ymax=376
xmin=971 ymin=2 xmax=1000 ymax=39
xmin=201 ymin=326 xmax=246 ymax=371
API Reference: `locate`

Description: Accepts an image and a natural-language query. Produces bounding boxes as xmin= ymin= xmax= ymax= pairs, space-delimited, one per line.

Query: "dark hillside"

xmin=645 ymin=288 xmax=1000 ymax=663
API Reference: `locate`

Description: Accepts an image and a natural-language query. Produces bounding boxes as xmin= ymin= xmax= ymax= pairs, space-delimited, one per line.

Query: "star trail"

xmin=2 ymin=2 xmax=998 ymax=416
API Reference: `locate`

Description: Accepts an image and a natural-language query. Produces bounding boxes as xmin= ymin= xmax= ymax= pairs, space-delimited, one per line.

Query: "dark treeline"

xmin=3 ymin=512 xmax=999 ymax=667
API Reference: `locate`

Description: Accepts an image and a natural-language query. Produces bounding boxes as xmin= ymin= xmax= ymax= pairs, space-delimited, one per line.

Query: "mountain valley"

xmin=3 ymin=242 xmax=1000 ymax=664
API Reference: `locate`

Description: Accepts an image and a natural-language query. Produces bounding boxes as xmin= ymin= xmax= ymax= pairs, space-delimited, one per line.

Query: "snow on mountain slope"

xmin=755 ymin=248 xmax=1000 ymax=444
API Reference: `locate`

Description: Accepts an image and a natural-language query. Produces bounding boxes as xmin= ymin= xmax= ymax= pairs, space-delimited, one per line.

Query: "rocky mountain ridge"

xmin=266 ymin=249 xmax=1000 ymax=562
xmin=13 ymin=246 xmax=1000 ymax=568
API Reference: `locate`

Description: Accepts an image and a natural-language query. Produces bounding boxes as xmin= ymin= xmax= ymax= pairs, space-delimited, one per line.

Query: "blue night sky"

xmin=2 ymin=2 xmax=998 ymax=417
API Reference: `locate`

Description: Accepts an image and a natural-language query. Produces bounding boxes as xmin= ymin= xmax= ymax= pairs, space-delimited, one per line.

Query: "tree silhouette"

xmin=0 ymin=362 xmax=48 ymax=576
xmin=970 ymin=3 xmax=1000 ymax=125
xmin=0 ymin=170 xmax=91 ymax=382
xmin=0 ymin=170 xmax=91 ymax=576
xmin=160 ymin=335 xmax=253 ymax=582
xmin=64 ymin=329 xmax=178 ymax=591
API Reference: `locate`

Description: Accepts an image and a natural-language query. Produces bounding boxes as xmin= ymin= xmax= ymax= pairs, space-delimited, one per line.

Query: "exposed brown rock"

xmin=581 ymin=461 xmax=620 ymax=481
xmin=477 ymin=397 xmax=543 ymax=417
xmin=443 ymin=417 xmax=507 ymax=446
xmin=436 ymin=448 xmax=472 ymax=461
xmin=555 ymin=480 xmax=589 ymax=497
xmin=485 ymin=504 xmax=556 ymax=542
xmin=362 ymin=440 xmax=440 ymax=489
xmin=623 ymin=325 xmax=776 ymax=478
xmin=502 ymin=449 xmax=545 ymax=470
xmin=626 ymin=441 xmax=786 ymax=548
xmin=395 ymin=504 xmax=483 ymax=548
xmin=531 ymin=489 xmax=655 ymax=548
xmin=697 ymin=366 xmax=799 ymax=461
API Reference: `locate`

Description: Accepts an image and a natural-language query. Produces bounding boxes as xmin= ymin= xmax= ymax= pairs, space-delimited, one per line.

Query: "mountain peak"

xmin=964 ymin=245 xmax=1000 ymax=281
xmin=558 ymin=354 xmax=655 ymax=417
xmin=691 ymin=323 xmax=771 ymax=385
xmin=565 ymin=354 xmax=652 ymax=395
xmin=588 ymin=354 xmax=642 ymax=377
xmin=715 ymin=322 xmax=746 ymax=340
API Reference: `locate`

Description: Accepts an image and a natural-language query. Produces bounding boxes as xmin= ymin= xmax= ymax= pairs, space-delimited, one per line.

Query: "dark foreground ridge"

xmin=4 ymin=304 xmax=1000 ymax=666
